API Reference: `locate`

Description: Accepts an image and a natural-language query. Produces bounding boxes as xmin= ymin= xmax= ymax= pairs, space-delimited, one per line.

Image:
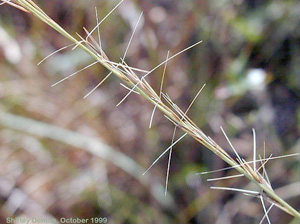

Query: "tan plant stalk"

xmin=9 ymin=0 xmax=300 ymax=218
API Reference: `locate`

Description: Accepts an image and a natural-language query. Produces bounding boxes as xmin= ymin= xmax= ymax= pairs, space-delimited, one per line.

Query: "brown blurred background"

xmin=1 ymin=0 xmax=300 ymax=223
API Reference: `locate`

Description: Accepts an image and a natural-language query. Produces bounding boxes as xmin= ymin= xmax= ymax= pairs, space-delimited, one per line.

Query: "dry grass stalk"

xmin=5 ymin=0 xmax=300 ymax=219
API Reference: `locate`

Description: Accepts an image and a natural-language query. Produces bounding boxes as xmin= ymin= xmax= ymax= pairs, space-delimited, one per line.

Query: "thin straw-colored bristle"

xmin=0 ymin=0 xmax=9 ymax=6
xmin=83 ymin=72 xmax=112 ymax=99
xmin=259 ymin=204 xmax=274 ymax=224
xmin=165 ymin=127 xmax=177 ymax=196
xmin=257 ymin=154 xmax=272 ymax=173
xmin=149 ymin=102 xmax=158 ymax=129
xmin=116 ymin=41 xmax=202 ymax=106
xmin=95 ymin=7 xmax=102 ymax=53
xmin=37 ymin=43 xmax=74 ymax=65
xmin=207 ymin=174 xmax=244 ymax=182
xmin=120 ymin=83 xmax=140 ymax=94
xmin=86 ymin=0 xmax=124 ymax=40
xmin=103 ymin=60 xmax=149 ymax=73
xmin=210 ymin=186 xmax=260 ymax=195
xmin=143 ymin=133 xmax=187 ymax=176
xmin=52 ymin=61 xmax=98 ymax=87
xmin=197 ymin=153 xmax=299 ymax=175
xmin=220 ymin=127 xmax=242 ymax=162
xmin=123 ymin=12 xmax=143 ymax=59
xmin=253 ymin=128 xmax=257 ymax=171
xmin=260 ymin=195 xmax=271 ymax=224
xmin=261 ymin=142 xmax=272 ymax=187
xmin=1 ymin=0 xmax=29 ymax=12
xmin=160 ymin=51 xmax=170 ymax=98
xmin=149 ymin=51 xmax=170 ymax=129
xmin=183 ymin=84 xmax=206 ymax=118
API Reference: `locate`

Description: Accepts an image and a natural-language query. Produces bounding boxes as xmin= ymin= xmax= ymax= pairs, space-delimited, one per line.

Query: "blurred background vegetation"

xmin=1 ymin=0 xmax=300 ymax=223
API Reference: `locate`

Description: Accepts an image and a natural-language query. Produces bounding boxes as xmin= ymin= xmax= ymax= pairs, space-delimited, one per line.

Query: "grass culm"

xmin=2 ymin=0 xmax=300 ymax=222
